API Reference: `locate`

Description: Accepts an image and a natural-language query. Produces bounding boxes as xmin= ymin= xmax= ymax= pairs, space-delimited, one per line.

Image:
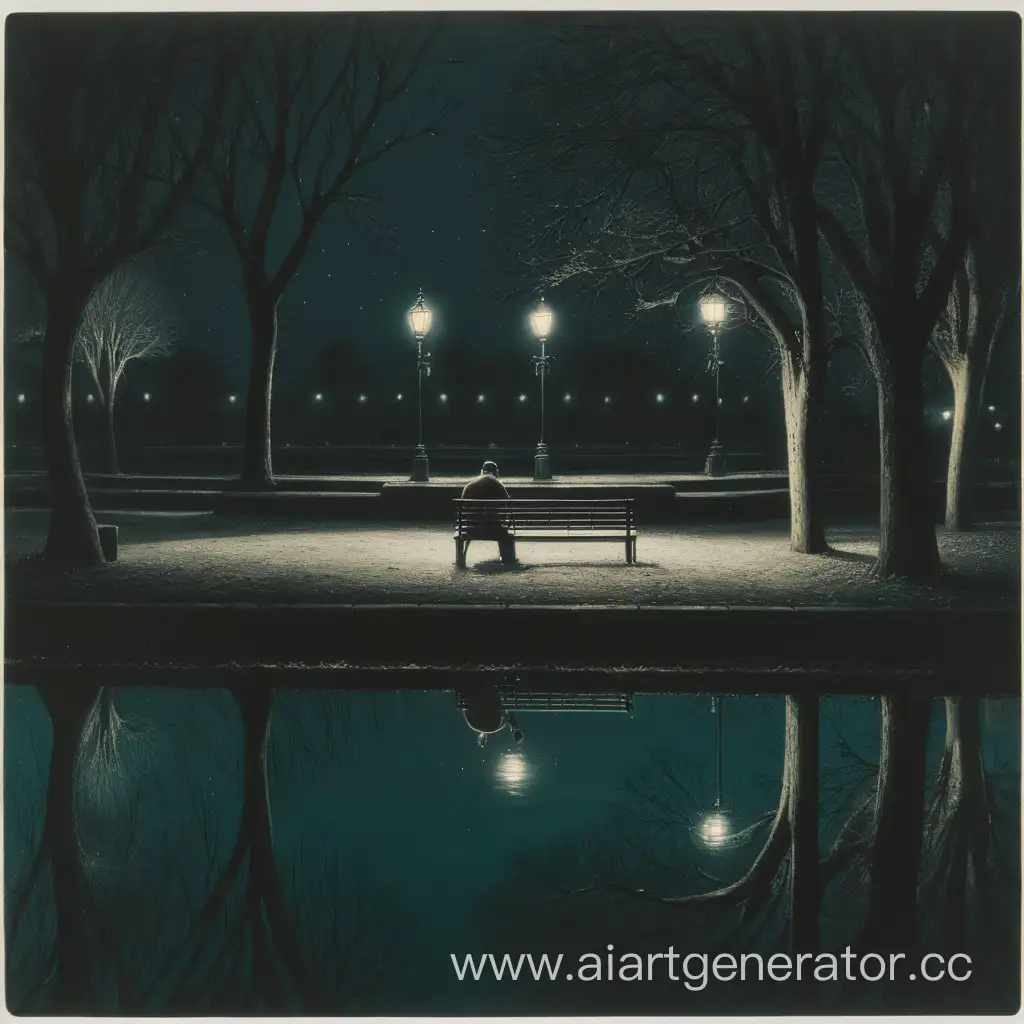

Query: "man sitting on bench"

xmin=461 ymin=460 xmax=518 ymax=566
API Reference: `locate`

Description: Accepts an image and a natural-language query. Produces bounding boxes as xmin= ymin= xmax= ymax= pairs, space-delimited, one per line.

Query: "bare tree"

xmin=74 ymin=266 xmax=176 ymax=474
xmin=930 ymin=248 xmax=1019 ymax=530
xmin=200 ymin=15 xmax=447 ymax=487
xmin=500 ymin=18 xmax=844 ymax=554
xmin=816 ymin=18 xmax=1010 ymax=578
xmin=5 ymin=15 xmax=228 ymax=565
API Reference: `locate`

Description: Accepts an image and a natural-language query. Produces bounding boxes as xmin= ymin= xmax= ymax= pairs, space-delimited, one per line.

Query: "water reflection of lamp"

xmin=698 ymin=808 xmax=732 ymax=848
xmin=496 ymin=751 xmax=532 ymax=796
xmin=693 ymin=694 xmax=733 ymax=850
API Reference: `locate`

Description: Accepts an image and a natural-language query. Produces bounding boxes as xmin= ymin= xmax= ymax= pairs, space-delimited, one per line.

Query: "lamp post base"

xmin=534 ymin=444 xmax=551 ymax=481
xmin=410 ymin=447 xmax=430 ymax=482
xmin=705 ymin=441 xmax=727 ymax=477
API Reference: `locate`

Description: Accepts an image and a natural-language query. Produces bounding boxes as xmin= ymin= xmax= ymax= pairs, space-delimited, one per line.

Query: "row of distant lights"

xmin=15 ymin=391 xmax=738 ymax=406
xmin=9 ymin=395 xmax=1006 ymax=432
xmin=306 ymin=392 xmax=745 ymax=406
xmin=16 ymin=392 xmax=153 ymax=405
xmin=942 ymin=405 xmax=1003 ymax=430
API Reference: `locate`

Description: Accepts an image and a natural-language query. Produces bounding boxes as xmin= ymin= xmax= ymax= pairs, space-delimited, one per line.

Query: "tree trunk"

xmin=780 ymin=347 xmax=828 ymax=554
xmin=41 ymin=287 xmax=105 ymax=565
xmin=102 ymin=396 xmax=120 ymax=475
xmin=862 ymin=695 xmax=932 ymax=952
xmin=944 ymin=357 xmax=983 ymax=531
xmin=875 ymin=349 xmax=941 ymax=580
xmin=39 ymin=682 xmax=103 ymax=1012
xmin=242 ymin=293 xmax=279 ymax=488
xmin=785 ymin=694 xmax=820 ymax=954
xmin=234 ymin=686 xmax=322 ymax=1009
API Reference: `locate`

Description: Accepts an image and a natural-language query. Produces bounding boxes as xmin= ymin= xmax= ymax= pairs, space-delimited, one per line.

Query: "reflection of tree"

xmin=5 ymin=685 xmax=413 ymax=1014
xmin=483 ymin=692 xmax=1019 ymax=1013
xmin=920 ymin=697 xmax=1020 ymax=1005
xmin=493 ymin=697 xmax=819 ymax=956
xmin=6 ymin=683 xmax=102 ymax=1011
xmin=144 ymin=685 xmax=409 ymax=1013
xmin=5 ymin=685 xmax=166 ymax=1013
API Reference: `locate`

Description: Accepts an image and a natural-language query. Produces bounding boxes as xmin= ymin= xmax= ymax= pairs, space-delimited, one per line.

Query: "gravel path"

xmin=5 ymin=511 xmax=1018 ymax=608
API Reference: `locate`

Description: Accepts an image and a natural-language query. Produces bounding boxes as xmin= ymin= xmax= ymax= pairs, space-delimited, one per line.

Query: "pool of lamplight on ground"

xmin=4 ymin=511 xmax=1019 ymax=607
xmin=5 ymin=684 xmax=1020 ymax=1015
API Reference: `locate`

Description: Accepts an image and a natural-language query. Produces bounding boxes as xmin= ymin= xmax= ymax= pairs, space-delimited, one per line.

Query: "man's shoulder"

xmin=462 ymin=475 xmax=509 ymax=498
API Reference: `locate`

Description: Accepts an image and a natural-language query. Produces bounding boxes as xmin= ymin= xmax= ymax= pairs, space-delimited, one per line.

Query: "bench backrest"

xmin=454 ymin=498 xmax=634 ymax=532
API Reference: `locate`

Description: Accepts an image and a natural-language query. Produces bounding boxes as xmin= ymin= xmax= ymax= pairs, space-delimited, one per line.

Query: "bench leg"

xmin=456 ymin=539 xmax=467 ymax=568
xmin=632 ymin=537 xmax=637 ymax=563
xmin=625 ymin=539 xmax=631 ymax=564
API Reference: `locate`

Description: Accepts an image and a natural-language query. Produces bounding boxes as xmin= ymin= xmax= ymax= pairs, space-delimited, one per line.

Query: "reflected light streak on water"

xmin=495 ymin=751 xmax=532 ymax=795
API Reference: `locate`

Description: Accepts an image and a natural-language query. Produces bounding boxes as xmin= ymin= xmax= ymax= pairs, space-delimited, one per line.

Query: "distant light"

xmin=16 ymin=393 xmax=25 ymax=404
xmin=228 ymin=394 xmax=237 ymax=403
xmin=86 ymin=394 xmax=95 ymax=403
xmin=519 ymin=393 xmax=527 ymax=402
xmin=396 ymin=393 xmax=403 ymax=401
xmin=440 ymin=393 xmax=448 ymax=403
xmin=656 ymin=393 xmax=664 ymax=403
xmin=314 ymin=393 xmax=323 ymax=402
xmin=478 ymin=393 xmax=485 ymax=403
xmin=718 ymin=398 xmax=723 ymax=406
xmin=358 ymin=394 xmax=367 ymax=403
xmin=563 ymin=393 xmax=571 ymax=402
xmin=941 ymin=409 xmax=952 ymax=421
xmin=604 ymin=395 xmax=611 ymax=404
xmin=995 ymin=422 xmax=1003 ymax=431
xmin=692 ymin=394 xmax=699 ymax=402
xmin=743 ymin=395 xmax=749 ymax=403
xmin=143 ymin=392 xmax=151 ymax=402
xmin=988 ymin=405 xmax=996 ymax=412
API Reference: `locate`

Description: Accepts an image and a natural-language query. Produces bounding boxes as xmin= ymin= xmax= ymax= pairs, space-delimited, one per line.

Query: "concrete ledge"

xmin=5 ymin=660 xmax=1018 ymax=696
xmin=6 ymin=602 xmax=1019 ymax=678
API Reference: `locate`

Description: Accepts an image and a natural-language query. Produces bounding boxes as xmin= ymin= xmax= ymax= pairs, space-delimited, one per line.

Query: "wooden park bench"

xmin=453 ymin=498 xmax=637 ymax=567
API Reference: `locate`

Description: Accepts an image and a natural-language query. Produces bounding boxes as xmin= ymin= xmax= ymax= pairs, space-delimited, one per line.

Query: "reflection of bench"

xmin=453 ymin=498 xmax=637 ymax=567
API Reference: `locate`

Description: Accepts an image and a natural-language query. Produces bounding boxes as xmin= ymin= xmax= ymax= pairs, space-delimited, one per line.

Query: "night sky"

xmin=155 ymin=17 xmax=540 ymax=394
xmin=4 ymin=11 xmax=1020 ymax=422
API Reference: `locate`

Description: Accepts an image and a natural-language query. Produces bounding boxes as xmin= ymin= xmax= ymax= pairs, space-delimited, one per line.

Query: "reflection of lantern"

xmin=696 ymin=809 xmax=732 ymax=849
xmin=496 ymin=751 xmax=532 ymax=795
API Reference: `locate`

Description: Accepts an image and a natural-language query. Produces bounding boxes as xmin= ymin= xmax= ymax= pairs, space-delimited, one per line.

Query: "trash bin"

xmin=97 ymin=524 xmax=118 ymax=562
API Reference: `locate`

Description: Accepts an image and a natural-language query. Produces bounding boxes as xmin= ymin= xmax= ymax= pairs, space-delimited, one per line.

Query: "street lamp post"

xmin=530 ymin=297 xmax=555 ymax=480
xmin=699 ymin=291 xmax=728 ymax=477
xmin=407 ymin=289 xmax=434 ymax=482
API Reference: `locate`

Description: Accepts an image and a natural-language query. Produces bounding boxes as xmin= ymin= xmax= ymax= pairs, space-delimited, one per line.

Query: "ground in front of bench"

xmin=4 ymin=510 xmax=1019 ymax=609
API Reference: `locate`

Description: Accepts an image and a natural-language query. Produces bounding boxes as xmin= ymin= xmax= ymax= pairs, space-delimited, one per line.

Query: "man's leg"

xmin=499 ymin=532 xmax=517 ymax=565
